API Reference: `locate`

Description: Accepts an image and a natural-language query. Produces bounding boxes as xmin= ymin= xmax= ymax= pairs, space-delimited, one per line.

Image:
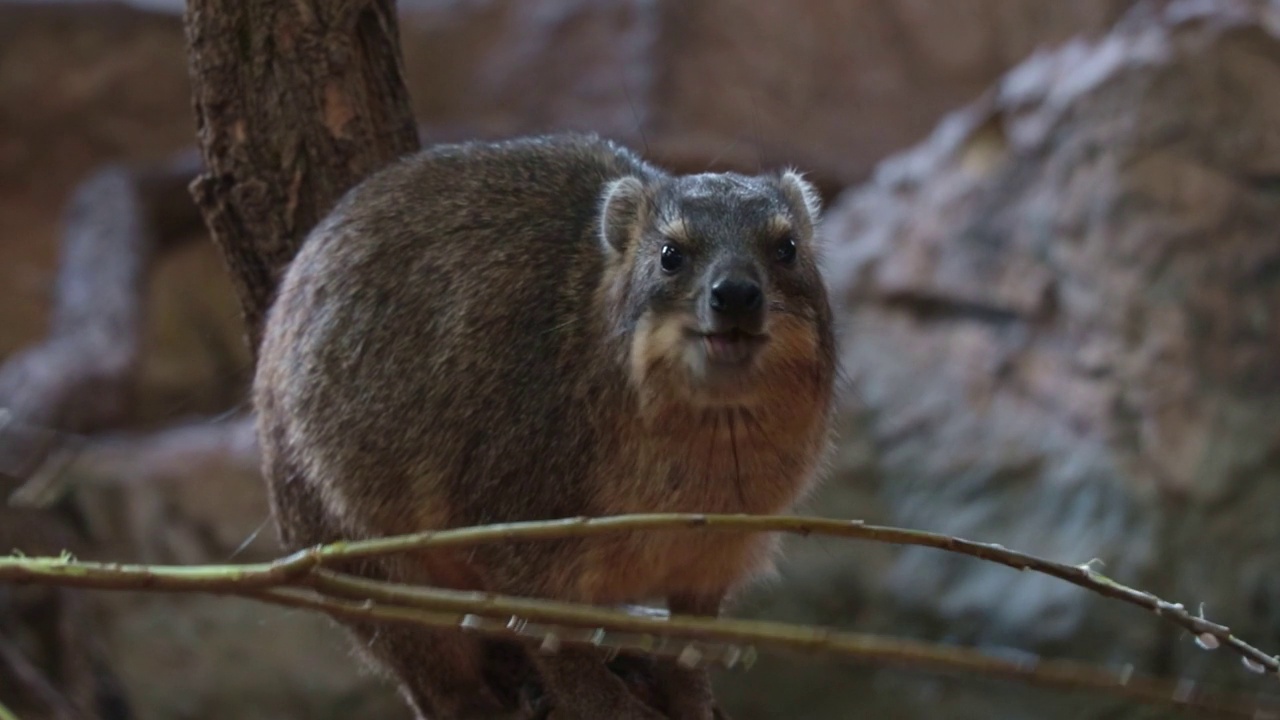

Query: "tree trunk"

xmin=183 ymin=0 xmax=420 ymax=357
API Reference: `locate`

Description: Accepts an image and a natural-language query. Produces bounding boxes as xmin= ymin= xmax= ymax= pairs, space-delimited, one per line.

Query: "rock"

xmin=64 ymin=419 xmax=413 ymax=720
xmin=398 ymin=0 xmax=1138 ymax=194
xmin=717 ymin=1 xmax=1280 ymax=717
xmin=0 ymin=0 xmax=1139 ymax=413
xmin=643 ymin=1 xmax=1137 ymax=191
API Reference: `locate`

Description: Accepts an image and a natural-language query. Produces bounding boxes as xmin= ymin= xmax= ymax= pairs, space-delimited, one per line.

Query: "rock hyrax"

xmin=254 ymin=133 xmax=837 ymax=720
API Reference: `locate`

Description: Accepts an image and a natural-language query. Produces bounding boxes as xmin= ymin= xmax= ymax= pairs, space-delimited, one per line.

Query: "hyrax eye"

xmin=774 ymin=235 xmax=798 ymax=265
xmin=660 ymin=243 xmax=685 ymax=273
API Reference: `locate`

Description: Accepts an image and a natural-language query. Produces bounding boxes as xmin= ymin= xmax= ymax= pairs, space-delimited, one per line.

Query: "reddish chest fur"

xmin=574 ymin=387 xmax=828 ymax=604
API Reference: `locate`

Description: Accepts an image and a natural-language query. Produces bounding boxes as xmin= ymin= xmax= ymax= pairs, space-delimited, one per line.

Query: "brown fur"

xmin=253 ymin=133 xmax=836 ymax=719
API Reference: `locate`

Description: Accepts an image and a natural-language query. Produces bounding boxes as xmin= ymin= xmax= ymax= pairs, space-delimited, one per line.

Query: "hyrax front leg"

xmin=343 ymin=616 xmax=523 ymax=720
xmin=535 ymin=647 xmax=666 ymax=720
xmin=652 ymin=593 xmax=730 ymax=720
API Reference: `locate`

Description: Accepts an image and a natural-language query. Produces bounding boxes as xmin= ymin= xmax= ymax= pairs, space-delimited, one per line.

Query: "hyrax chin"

xmin=253 ymin=133 xmax=837 ymax=720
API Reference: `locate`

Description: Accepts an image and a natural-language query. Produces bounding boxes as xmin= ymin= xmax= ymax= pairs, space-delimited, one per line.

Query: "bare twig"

xmin=299 ymin=513 xmax=1280 ymax=679
xmin=245 ymin=583 xmax=1273 ymax=719
xmin=0 ymin=562 xmax=1239 ymax=717
xmin=0 ymin=550 xmax=318 ymax=591
xmin=2 ymin=513 xmax=1278 ymax=682
xmin=2 ymin=513 xmax=1280 ymax=716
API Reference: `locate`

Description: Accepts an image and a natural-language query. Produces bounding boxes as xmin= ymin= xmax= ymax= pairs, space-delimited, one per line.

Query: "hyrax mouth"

xmin=701 ymin=329 xmax=766 ymax=366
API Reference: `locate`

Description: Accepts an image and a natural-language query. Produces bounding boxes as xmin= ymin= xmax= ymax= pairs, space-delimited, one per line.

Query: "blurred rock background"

xmin=2 ymin=0 xmax=1279 ymax=718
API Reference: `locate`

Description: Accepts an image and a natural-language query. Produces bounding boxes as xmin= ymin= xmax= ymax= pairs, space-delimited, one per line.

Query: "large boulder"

xmin=718 ymin=1 xmax=1280 ymax=717
xmin=70 ymin=420 xmax=412 ymax=720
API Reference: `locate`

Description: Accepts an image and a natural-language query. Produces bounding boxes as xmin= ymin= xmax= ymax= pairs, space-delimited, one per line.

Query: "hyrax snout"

xmin=254 ymin=133 xmax=837 ymax=720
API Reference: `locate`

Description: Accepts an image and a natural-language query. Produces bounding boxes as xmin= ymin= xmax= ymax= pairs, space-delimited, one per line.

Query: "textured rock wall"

xmin=396 ymin=0 xmax=1136 ymax=192
xmin=714 ymin=1 xmax=1280 ymax=717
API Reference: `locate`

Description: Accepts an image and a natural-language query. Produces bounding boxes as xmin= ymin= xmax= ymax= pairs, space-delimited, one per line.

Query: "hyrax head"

xmin=599 ymin=169 xmax=833 ymax=408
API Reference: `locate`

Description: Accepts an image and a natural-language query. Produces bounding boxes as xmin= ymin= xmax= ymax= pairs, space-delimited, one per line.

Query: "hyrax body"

xmin=254 ymin=133 xmax=836 ymax=720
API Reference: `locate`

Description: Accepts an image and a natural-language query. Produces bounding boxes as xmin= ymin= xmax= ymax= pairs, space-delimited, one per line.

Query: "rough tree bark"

xmin=183 ymin=0 xmax=420 ymax=355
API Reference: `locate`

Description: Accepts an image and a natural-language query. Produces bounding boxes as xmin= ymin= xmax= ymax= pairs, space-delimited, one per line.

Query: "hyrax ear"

xmin=778 ymin=169 xmax=823 ymax=235
xmin=599 ymin=176 xmax=648 ymax=256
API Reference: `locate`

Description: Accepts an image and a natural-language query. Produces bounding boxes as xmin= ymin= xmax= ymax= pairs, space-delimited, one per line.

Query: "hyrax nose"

xmin=709 ymin=277 xmax=764 ymax=327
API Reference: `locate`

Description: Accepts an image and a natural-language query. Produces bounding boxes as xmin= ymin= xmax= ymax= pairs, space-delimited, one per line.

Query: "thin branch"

xmin=3 ymin=513 xmax=1278 ymax=678
xmin=0 ymin=551 xmax=317 ymax=591
xmin=303 ymin=571 xmax=1273 ymax=717
xmin=2 ymin=512 xmax=1279 ymax=716
xmin=247 ymin=585 xmax=1273 ymax=718
xmin=300 ymin=513 xmax=1280 ymax=678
